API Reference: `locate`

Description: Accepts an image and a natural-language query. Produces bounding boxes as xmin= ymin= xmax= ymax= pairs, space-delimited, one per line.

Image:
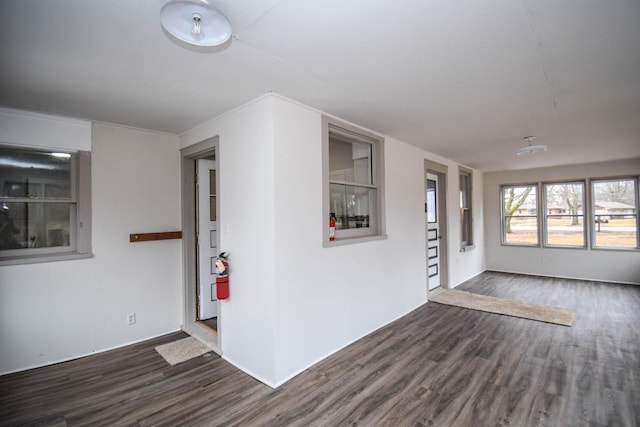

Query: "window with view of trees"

xmin=500 ymin=177 xmax=639 ymax=251
xmin=501 ymin=184 xmax=538 ymax=246
xmin=544 ymin=181 xmax=585 ymax=247
xmin=592 ymin=178 xmax=639 ymax=249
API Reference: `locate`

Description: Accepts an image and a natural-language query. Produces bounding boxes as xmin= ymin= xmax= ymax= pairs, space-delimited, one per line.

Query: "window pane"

xmin=329 ymin=184 xmax=372 ymax=230
xmin=0 ymin=202 xmax=71 ymax=249
xmin=460 ymin=171 xmax=472 ymax=246
xmin=503 ymin=185 xmax=538 ymax=245
xmin=329 ymin=134 xmax=372 ymax=185
xmin=0 ymin=147 xmax=72 ymax=199
xmin=209 ymin=169 xmax=216 ymax=196
xmin=460 ymin=173 xmax=470 ymax=209
xmin=427 ymin=179 xmax=436 ymax=223
xmin=547 ymin=215 xmax=585 ymax=246
xmin=593 ymin=179 xmax=638 ymax=248
xmin=545 ymin=182 xmax=585 ymax=247
xmin=209 ymin=169 xmax=216 ymax=221
xmin=462 ymin=209 xmax=472 ymax=243
xmin=209 ymin=196 xmax=216 ymax=222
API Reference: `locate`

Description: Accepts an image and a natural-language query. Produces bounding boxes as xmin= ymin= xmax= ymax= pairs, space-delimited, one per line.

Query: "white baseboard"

xmin=0 ymin=328 xmax=182 ymax=377
xmin=487 ymin=268 xmax=640 ymax=286
xmin=227 ymin=301 xmax=428 ymax=389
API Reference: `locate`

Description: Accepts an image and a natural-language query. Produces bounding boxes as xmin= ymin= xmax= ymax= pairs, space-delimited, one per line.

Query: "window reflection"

xmin=330 ymin=184 xmax=371 ymax=230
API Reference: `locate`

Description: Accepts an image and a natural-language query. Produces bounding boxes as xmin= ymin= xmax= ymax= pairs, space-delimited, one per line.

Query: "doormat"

xmin=429 ymin=289 xmax=575 ymax=326
xmin=155 ymin=337 xmax=211 ymax=365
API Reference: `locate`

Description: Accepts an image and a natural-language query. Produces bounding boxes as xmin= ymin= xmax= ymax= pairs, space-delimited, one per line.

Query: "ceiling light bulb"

xmin=191 ymin=13 xmax=203 ymax=41
xmin=160 ymin=0 xmax=232 ymax=48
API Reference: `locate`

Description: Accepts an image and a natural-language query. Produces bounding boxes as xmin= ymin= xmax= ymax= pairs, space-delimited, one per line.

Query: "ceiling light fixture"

xmin=516 ymin=136 xmax=547 ymax=156
xmin=160 ymin=0 xmax=232 ymax=47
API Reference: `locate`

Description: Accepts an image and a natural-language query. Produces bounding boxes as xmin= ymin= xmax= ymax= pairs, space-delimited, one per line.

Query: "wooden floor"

xmin=200 ymin=317 xmax=218 ymax=332
xmin=1 ymin=271 xmax=639 ymax=426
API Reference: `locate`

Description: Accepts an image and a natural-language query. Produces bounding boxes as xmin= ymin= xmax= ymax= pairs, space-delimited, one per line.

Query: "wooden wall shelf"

xmin=130 ymin=231 xmax=182 ymax=243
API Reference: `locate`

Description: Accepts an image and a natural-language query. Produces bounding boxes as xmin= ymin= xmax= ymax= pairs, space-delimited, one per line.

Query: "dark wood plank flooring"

xmin=1 ymin=271 xmax=639 ymax=426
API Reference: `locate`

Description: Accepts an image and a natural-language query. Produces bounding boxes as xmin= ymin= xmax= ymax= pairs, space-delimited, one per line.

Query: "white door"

xmin=197 ymin=159 xmax=218 ymax=320
xmin=426 ymin=173 xmax=441 ymax=290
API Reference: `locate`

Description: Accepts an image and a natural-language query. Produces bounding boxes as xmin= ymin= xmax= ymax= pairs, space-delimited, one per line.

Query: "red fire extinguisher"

xmin=215 ymin=252 xmax=229 ymax=300
xmin=329 ymin=214 xmax=336 ymax=241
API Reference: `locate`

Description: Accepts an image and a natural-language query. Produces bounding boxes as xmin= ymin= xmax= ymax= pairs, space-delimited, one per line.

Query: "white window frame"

xmin=0 ymin=144 xmax=92 ymax=265
xmin=543 ymin=180 xmax=587 ymax=249
xmin=322 ymin=116 xmax=386 ymax=245
xmin=590 ymin=176 xmax=640 ymax=250
xmin=459 ymin=167 xmax=474 ymax=251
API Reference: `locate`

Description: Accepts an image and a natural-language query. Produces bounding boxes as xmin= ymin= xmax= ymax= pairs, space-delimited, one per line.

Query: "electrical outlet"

xmin=127 ymin=313 xmax=136 ymax=325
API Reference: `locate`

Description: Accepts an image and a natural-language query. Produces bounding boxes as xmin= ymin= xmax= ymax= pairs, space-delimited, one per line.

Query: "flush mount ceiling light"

xmin=516 ymin=136 xmax=547 ymax=156
xmin=160 ymin=0 xmax=232 ymax=47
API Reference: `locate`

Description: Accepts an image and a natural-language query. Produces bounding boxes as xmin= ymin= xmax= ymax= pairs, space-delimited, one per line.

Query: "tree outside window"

xmin=592 ymin=178 xmax=639 ymax=249
xmin=502 ymin=184 xmax=538 ymax=246
xmin=544 ymin=182 xmax=585 ymax=247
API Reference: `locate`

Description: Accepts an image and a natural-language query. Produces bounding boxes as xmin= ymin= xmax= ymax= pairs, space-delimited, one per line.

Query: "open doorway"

xmin=180 ymin=137 xmax=220 ymax=353
xmin=196 ymin=156 xmax=219 ymax=332
xmin=425 ymin=160 xmax=449 ymax=294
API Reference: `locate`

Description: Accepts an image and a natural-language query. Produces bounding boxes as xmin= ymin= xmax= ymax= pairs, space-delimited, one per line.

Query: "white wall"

xmin=0 ymin=112 xmax=183 ymax=374
xmin=90 ymin=123 xmax=182 ymax=349
xmin=271 ymin=98 xmax=431 ymax=384
xmin=181 ymin=94 xmax=486 ymax=386
xmin=484 ymin=159 xmax=640 ymax=284
xmin=180 ymin=96 xmax=278 ymax=385
xmin=0 ymin=98 xmax=487 ymax=381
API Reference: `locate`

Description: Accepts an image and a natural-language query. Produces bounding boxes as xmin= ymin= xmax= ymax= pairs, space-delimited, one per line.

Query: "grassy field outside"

xmin=505 ymin=217 xmax=638 ymax=247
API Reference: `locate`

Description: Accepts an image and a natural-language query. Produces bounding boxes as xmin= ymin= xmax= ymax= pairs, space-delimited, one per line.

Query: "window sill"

xmin=543 ymin=245 xmax=588 ymax=250
xmin=0 ymin=252 xmax=93 ymax=266
xmin=323 ymin=234 xmax=388 ymax=248
xmin=460 ymin=244 xmax=475 ymax=252
xmin=591 ymin=246 xmax=640 ymax=252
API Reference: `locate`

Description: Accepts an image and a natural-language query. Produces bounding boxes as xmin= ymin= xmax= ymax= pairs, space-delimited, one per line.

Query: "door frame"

xmin=425 ymin=159 xmax=449 ymax=291
xmin=181 ymin=137 xmax=221 ymax=354
xmin=196 ymin=158 xmax=219 ymax=320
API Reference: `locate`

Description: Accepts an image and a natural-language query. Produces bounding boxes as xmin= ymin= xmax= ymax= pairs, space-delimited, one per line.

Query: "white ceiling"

xmin=1 ymin=0 xmax=639 ymax=171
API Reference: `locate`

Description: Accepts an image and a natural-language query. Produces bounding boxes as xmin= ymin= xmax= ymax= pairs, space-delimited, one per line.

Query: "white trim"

xmin=268 ymin=300 xmax=428 ymax=388
xmin=92 ymin=120 xmax=178 ymax=137
xmin=487 ymin=268 xmax=640 ymax=286
xmin=445 ymin=269 xmax=486 ymax=291
xmin=222 ymin=355 xmax=278 ymax=389
xmin=0 ymin=106 xmax=91 ymax=127
xmin=0 ymin=328 xmax=181 ymax=376
xmin=220 ymin=304 xmax=437 ymax=388
xmin=0 ymin=106 xmax=91 ymax=151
